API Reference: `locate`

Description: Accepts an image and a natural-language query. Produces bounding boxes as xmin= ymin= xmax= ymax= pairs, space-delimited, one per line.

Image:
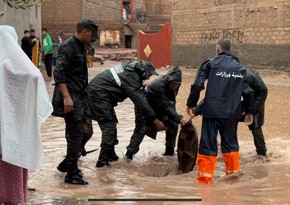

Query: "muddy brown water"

xmin=27 ymin=61 xmax=290 ymax=205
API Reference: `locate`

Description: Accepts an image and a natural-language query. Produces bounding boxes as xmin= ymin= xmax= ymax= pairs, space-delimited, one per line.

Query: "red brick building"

xmin=41 ymin=0 xmax=171 ymax=48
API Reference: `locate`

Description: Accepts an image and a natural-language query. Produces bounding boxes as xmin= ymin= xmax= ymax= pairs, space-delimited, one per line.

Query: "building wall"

xmin=41 ymin=0 xmax=82 ymax=41
xmin=42 ymin=0 xmax=130 ymax=46
xmin=83 ymin=0 xmax=121 ymax=29
xmin=83 ymin=1 xmax=123 ymax=47
xmin=41 ymin=0 xmax=171 ymax=47
xmin=145 ymin=0 xmax=171 ymax=24
xmin=172 ymin=0 xmax=290 ymax=70
xmin=0 ymin=2 xmax=41 ymax=45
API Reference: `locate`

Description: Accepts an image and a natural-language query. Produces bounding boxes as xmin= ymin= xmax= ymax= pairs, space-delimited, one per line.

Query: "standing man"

xmin=30 ymin=29 xmax=38 ymax=39
xmin=42 ymin=28 xmax=53 ymax=80
xmin=192 ymin=68 xmax=269 ymax=158
xmin=186 ymin=38 xmax=255 ymax=184
xmin=86 ymin=46 xmax=95 ymax=68
xmin=125 ymin=66 xmax=188 ymax=161
xmin=86 ymin=60 xmax=167 ymax=168
xmin=21 ymin=30 xmax=36 ymax=60
xmin=53 ymin=18 xmax=98 ymax=185
xmin=244 ymin=68 xmax=268 ymax=157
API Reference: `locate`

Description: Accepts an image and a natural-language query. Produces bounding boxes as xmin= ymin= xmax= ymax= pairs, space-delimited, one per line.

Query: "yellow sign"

xmin=144 ymin=44 xmax=152 ymax=58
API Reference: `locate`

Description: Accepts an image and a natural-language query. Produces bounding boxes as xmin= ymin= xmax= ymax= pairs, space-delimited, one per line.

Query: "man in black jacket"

xmin=53 ymin=18 xmax=99 ymax=185
xmin=192 ymin=68 xmax=268 ymax=157
xmin=186 ymin=38 xmax=255 ymax=184
xmin=244 ymin=69 xmax=268 ymax=157
xmin=21 ymin=30 xmax=36 ymax=60
xmin=125 ymin=66 xmax=188 ymax=161
xmin=86 ymin=60 xmax=166 ymax=168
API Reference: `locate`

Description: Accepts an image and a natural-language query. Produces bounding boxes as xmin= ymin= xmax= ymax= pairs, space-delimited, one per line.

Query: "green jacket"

xmin=42 ymin=33 xmax=53 ymax=54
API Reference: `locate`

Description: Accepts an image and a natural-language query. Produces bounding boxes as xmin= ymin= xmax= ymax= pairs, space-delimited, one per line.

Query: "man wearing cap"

xmin=86 ymin=60 xmax=167 ymax=167
xmin=52 ymin=18 xmax=98 ymax=185
xmin=125 ymin=66 xmax=188 ymax=161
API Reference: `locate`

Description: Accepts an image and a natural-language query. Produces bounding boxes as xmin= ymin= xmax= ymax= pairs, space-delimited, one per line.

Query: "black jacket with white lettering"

xmin=187 ymin=51 xmax=255 ymax=119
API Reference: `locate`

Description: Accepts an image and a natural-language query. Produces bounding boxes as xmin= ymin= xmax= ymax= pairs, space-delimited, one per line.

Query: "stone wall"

xmin=172 ymin=0 xmax=290 ymax=70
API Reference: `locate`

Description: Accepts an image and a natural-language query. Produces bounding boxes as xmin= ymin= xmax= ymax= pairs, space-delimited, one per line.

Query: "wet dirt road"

xmin=27 ymin=61 xmax=290 ymax=205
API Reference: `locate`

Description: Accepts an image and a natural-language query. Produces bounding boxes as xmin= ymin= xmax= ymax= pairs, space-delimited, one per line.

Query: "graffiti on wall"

xmin=201 ymin=29 xmax=244 ymax=44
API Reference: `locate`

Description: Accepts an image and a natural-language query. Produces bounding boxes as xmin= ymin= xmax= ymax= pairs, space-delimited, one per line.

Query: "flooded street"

xmin=27 ymin=61 xmax=290 ymax=205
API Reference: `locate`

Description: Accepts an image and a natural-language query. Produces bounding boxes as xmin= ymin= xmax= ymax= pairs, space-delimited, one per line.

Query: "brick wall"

xmin=134 ymin=0 xmax=146 ymax=12
xmin=41 ymin=0 xmax=82 ymax=41
xmin=41 ymin=0 xmax=173 ymax=48
xmin=83 ymin=1 xmax=121 ymax=30
xmin=172 ymin=0 xmax=290 ymax=70
xmin=145 ymin=0 xmax=171 ymax=23
xmin=42 ymin=0 xmax=133 ymax=45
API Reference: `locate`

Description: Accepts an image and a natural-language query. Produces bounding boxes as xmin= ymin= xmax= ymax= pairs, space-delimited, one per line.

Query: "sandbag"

xmin=177 ymin=122 xmax=198 ymax=173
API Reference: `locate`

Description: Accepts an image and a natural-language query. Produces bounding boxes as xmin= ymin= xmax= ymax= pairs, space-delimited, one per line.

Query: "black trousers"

xmin=127 ymin=106 xmax=178 ymax=154
xmin=44 ymin=53 xmax=53 ymax=77
xmin=64 ymin=93 xmax=93 ymax=175
xmin=251 ymin=126 xmax=267 ymax=155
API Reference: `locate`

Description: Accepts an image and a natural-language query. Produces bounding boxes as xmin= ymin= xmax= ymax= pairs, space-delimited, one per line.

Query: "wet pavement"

xmin=26 ymin=60 xmax=290 ymax=205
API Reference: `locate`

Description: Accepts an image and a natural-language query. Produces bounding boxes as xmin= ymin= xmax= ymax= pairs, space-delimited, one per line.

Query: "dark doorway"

xmin=125 ymin=35 xmax=132 ymax=48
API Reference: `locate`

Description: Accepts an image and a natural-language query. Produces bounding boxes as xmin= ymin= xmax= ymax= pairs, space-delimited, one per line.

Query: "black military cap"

xmin=78 ymin=18 xmax=99 ymax=39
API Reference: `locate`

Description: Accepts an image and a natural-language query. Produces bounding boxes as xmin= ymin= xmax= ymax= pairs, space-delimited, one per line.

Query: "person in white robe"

xmin=0 ymin=25 xmax=52 ymax=205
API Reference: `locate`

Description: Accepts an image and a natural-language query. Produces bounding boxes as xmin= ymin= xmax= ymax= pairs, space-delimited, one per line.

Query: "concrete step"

xmin=94 ymin=48 xmax=137 ymax=62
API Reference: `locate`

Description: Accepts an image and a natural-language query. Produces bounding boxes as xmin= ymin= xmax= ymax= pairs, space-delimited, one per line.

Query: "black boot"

xmin=125 ymin=150 xmax=134 ymax=163
xmin=109 ymin=149 xmax=119 ymax=162
xmin=96 ymin=148 xmax=110 ymax=168
xmin=57 ymin=159 xmax=67 ymax=172
xmin=65 ymin=163 xmax=88 ymax=185
xmin=164 ymin=147 xmax=175 ymax=156
xmin=65 ymin=173 xmax=88 ymax=185
xmin=57 ymin=159 xmax=81 ymax=173
xmin=96 ymin=160 xmax=110 ymax=167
